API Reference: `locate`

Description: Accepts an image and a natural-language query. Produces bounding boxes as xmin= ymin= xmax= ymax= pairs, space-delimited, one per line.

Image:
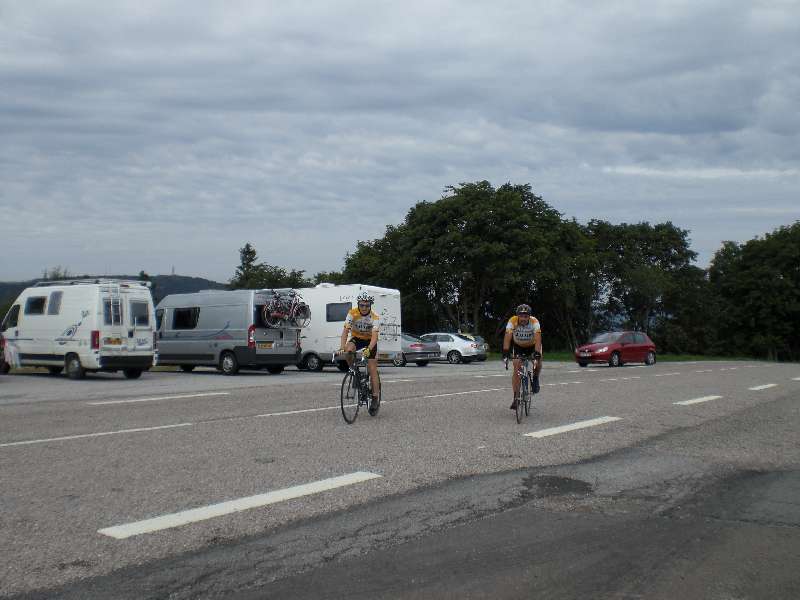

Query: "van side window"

xmin=155 ymin=309 xmax=164 ymax=330
xmin=173 ymin=307 xmax=200 ymax=330
xmin=24 ymin=296 xmax=47 ymax=315
xmin=2 ymin=305 xmax=20 ymax=330
xmin=130 ymin=301 xmax=150 ymax=326
xmin=326 ymin=302 xmax=351 ymax=322
xmin=47 ymin=291 xmax=63 ymax=315
xmin=103 ymin=299 xmax=123 ymax=326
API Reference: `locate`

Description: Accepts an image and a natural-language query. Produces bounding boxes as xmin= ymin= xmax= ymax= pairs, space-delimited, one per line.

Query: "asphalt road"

xmin=1 ymin=359 xmax=799 ymax=599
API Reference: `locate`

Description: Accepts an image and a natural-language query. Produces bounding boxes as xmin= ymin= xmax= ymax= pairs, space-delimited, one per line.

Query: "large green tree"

xmin=229 ymin=243 xmax=311 ymax=290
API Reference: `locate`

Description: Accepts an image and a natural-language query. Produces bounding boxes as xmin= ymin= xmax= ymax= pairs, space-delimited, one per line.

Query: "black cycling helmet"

xmin=516 ymin=303 xmax=531 ymax=315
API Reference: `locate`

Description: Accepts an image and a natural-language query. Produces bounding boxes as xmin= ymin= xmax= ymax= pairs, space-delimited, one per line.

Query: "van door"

xmin=21 ymin=294 xmax=49 ymax=364
xmin=100 ymin=288 xmax=126 ymax=357
xmin=129 ymin=296 xmax=154 ymax=354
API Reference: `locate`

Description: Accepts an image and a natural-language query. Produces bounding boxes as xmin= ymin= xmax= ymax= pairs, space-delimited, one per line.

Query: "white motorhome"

xmin=155 ymin=289 xmax=302 ymax=375
xmin=296 ymin=283 xmax=401 ymax=371
xmin=0 ymin=279 xmax=156 ymax=379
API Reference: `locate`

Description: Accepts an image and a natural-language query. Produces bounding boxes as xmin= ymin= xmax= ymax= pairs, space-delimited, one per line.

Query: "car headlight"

xmin=597 ymin=346 xmax=608 ymax=353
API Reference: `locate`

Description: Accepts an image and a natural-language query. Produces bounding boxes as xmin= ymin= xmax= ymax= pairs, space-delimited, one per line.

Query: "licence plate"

xmin=257 ymin=342 xmax=274 ymax=349
xmin=104 ymin=337 xmax=123 ymax=346
xmin=580 ymin=352 xmax=590 ymax=357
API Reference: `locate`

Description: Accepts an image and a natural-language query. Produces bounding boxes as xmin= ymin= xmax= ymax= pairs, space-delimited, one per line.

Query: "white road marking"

xmin=98 ymin=471 xmax=382 ymax=539
xmin=792 ymin=377 xmax=800 ymax=381
xmin=382 ymin=379 xmax=416 ymax=383
xmin=695 ymin=370 xmax=714 ymax=373
xmin=654 ymin=372 xmax=682 ymax=377
xmin=255 ymin=406 xmax=340 ymax=418
xmin=749 ymin=384 xmax=778 ymax=391
xmin=674 ymin=395 xmax=723 ymax=406
xmin=424 ymin=388 xmax=506 ymax=399
xmin=524 ymin=416 xmax=621 ymax=439
xmin=474 ymin=374 xmax=507 ymax=378
xmin=0 ymin=423 xmax=193 ymax=448
xmin=87 ymin=392 xmax=230 ymax=406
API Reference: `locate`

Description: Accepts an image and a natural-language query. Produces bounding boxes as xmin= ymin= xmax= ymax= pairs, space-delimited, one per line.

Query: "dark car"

xmin=575 ymin=331 xmax=656 ymax=367
xmin=394 ymin=333 xmax=441 ymax=367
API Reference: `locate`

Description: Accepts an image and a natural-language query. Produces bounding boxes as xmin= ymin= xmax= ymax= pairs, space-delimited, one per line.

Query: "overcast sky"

xmin=1 ymin=0 xmax=798 ymax=282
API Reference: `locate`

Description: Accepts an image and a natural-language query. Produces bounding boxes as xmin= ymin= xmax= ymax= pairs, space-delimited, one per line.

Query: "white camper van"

xmin=296 ymin=283 xmax=401 ymax=371
xmin=0 ymin=279 xmax=156 ymax=379
xmin=155 ymin=289 xmax=302 ymax=375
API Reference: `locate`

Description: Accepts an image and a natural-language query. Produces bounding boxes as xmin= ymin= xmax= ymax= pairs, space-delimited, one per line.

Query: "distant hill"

xmin=0 ymin=274 xmax=227 ymax=308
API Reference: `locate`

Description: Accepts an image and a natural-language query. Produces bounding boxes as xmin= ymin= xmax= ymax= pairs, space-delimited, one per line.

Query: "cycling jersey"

xmin=506 ymin=315 xmax=540 ymax=348
xmin=345 ymin=307 xmax=380 ymax=341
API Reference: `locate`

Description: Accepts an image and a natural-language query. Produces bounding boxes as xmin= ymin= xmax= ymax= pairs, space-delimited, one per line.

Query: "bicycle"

xmin=338 ymin=351 xmax=381 ymax=424
xmin=505 ymin=352 xmax=540 ymax=424
xmin=262 ymin=290 xmax=311 ymax=328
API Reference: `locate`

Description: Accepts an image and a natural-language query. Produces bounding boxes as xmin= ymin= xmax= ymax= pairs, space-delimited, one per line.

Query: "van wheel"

xmin=266 ymin=365 xmax=284 ymax=375
xmin=392 ymin=353 xmax=407 ymax=367
xmin=66 ymin=354 xmax=85 ymax=380
xmin=123 ymin=369 xmax=142 ymax=379
xmin=220 ymin=351 xmax=239 ymax=375
xmin=179 ymin=365 xmax=195 ymax=373
xmin=447 ymin=350 xmax=462 ymax=364
xmin=303 ymin=354 xmax=324 ymax=372
xmin=47 ymin=366 xmax=64 ymax=375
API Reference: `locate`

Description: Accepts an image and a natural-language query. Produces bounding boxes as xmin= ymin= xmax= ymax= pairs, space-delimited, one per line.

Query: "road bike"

xmin=505 ymin=353 xmax=540 ymax=424
xmin=262 ymin=290 xmax=311 ymax=328
xmin=338 ymin=351 xmax=381 ymax=424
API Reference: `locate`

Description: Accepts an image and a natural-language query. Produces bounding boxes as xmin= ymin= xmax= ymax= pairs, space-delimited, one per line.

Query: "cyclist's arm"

xmin=340 ymin=325 xmax=350 ymax=351
xmin=534 ymin=330 xmax=542 ymax=356
xmin=369 ymin=328 xmax=378 ymax=353
xmin=502 ymin=329 xmax=513 ymax=358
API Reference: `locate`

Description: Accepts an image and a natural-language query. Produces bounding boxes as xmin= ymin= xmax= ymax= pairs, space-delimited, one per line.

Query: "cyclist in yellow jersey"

xmin=339 ymin=291 xmax=381 ymax=415
xmin=502 ymin=303 xmax=542 ymax=410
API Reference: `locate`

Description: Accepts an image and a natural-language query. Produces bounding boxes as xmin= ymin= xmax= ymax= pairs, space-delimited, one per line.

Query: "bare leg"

xmin=367 ymin=358 xmax=380 ymax=398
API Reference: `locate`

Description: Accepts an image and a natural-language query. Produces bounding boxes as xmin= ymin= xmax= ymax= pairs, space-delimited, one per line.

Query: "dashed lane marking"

xmin=87 ymin=392 xmax=230 ymax=406
xmin=524 ymin=416 xmax=621 ymax=439
xmin=674 ymin=395 xmax=723 ymax=406
xmin=0 ymin=423 xmax=193 ymax=448
xmin=653 ymin=372 xmax=682 ymax=377
xmin=423 ymin=388 xmax=506 ymax=399
xmin=749 ymin=384 xmax=778 ymax=391
xmin=98 ymin=471 xmax=382 ymax=539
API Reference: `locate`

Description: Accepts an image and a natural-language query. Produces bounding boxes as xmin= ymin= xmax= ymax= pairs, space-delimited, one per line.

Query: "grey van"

xmin=155 ymin=289 xmax=301 ymax=375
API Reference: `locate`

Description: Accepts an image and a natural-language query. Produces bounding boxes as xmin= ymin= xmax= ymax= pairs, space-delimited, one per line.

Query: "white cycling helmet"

xmin=356 ymin=291 xmax=374 ymax=305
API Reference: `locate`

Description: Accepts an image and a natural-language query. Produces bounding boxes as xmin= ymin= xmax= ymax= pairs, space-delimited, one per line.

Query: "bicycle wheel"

xmin=516 ymin=377 xmax=526 ymax=423
xmin=368 ymin=371 xmax=382 ymax=417
xmin=523 ymin=375 xmax=531 ymax=416
xmin=340 ymin=371 xmax=360 ymax=424
xmin=292 ymin=302 xmax=311 ymax=328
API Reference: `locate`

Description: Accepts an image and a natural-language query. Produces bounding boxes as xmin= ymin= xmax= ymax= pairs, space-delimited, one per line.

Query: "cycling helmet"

xmin=356 ymin=291 xmax=374 ymax=305
xmin=516 ymin=303 xmax=532 ymax=315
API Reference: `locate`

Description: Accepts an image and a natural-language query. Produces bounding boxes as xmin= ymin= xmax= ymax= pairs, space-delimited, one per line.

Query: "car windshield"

xmin=590 ymin=332 xmax=622 ymax=344
xmin=455 ymin=334 xmax=474 ymax=342
xmin=403 ymin=334 xmax=423 ymax=342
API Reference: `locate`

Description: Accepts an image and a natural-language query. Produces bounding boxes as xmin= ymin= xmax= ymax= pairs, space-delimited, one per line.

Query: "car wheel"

xmin=645 ymin=351 xmax=656 ymax=365
xmin=336 ymin=361 xmax=349 ymax=372
xmin=266 ymin=364 xmax=284 ymax=375
xmin=303 ymin=353 xmax=324 ymax=372
xmin=47 ymin=366 xmax=64 ymax=375
xmin=123 ymin=369 xmax=142 ymax=379
xmin=0 ymin=361 xmax=10 ymax=374
xmin=180 ymin=365 xmax=195 ymax=373
xmin=578 ymin=362 xmax=588 ymax=368
xmin=609 ymin=352 xmax=621 ymax=367
xmin=415 ymin=360 xmax=429 ymax=367
xmin=220 ymin=351 xmax=239 ymax=375
xmin=392 ymin=353 xmax=407 ymax=367
xmin=476 ymin=356 xmax=486 ymax=362
xmin=447 ymin=350 xmax=462 ymax=364
xmin=66 ymin=354 xmax=85 ymax=380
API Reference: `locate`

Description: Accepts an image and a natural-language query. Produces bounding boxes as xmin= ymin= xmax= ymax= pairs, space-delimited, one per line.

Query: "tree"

xmin=229 ymin=243 xmax=312 ymax=290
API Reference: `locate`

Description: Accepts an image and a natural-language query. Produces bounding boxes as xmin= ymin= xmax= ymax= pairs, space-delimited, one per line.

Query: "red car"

xmin=575 ymin=331 xmax=657 ymax=367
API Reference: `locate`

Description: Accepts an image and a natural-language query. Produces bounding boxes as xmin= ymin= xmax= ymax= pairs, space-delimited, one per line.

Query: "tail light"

xmin=470 ymin=343 xmax=478 ymax=348
xmin=91 ymin=330 xmax=100 ymax=349
xmin=410 ymin=343 xmax=423 ymax=349
xmin=248 ymin=324 xmax=256 ymax=349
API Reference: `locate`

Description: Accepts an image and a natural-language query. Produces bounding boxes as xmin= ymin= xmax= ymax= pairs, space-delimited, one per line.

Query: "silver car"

xmin=394 ymin=333 xmax=440 ymax=367
xmin=420 ymin=332 xmax=483 ymax=364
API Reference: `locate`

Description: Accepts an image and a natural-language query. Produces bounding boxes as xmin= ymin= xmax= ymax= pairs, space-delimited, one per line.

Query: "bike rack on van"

xmin=32 ymin=279 xmax=152 ymax=288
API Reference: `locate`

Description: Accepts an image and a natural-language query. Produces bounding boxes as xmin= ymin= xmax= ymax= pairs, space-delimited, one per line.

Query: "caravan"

xmin=0 ymin=279 xmax=156 ymax=379
xmin=155 ymin=289 xmax=302 ymax=374
xmin=296 ymin=283 xmax=401 ymax=371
